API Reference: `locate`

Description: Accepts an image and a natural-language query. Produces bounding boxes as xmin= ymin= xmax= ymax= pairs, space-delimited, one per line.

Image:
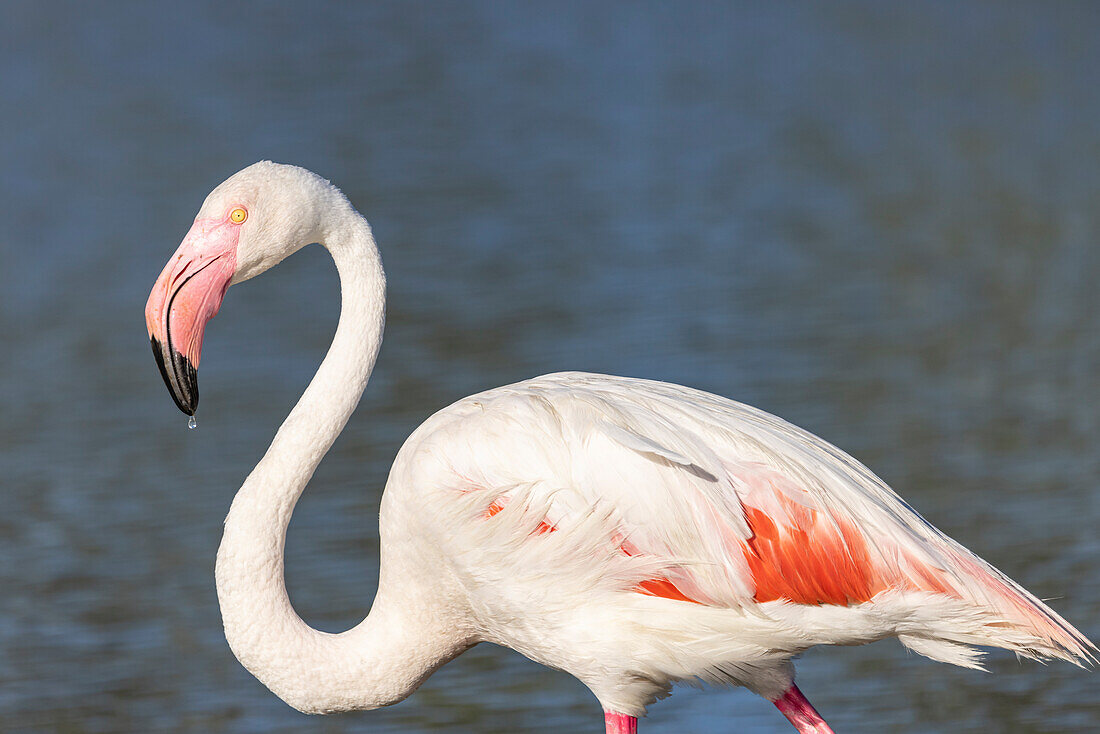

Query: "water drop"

xmin=188 ymin=415 xmax=197 ymax=430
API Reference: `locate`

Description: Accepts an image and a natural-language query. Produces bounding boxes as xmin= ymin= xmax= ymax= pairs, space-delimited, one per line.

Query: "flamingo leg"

xmin=773 ymin=684 xmax=835 ymax=734
xmin=604 ymin=711 xmax=638 ymax=733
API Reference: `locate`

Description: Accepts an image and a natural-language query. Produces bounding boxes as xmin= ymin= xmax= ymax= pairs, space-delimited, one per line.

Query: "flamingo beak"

xmin=146 ymin=218 xmax=239 ymax=415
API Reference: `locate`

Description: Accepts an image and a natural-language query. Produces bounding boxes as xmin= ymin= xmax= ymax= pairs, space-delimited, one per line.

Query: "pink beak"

xmin=146 ymin=217 xmax=239 ymax=415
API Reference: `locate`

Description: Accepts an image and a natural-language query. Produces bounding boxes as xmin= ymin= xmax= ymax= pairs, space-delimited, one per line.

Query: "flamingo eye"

xmin=229 ymin=207 xmax=248 ymax=224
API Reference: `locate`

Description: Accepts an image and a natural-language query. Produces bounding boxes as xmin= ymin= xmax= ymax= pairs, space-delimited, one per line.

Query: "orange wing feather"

xmin=485 ymin=486 xmax=957 ymax=608
xmin=741 ymin=493 xmax=954 ymax=605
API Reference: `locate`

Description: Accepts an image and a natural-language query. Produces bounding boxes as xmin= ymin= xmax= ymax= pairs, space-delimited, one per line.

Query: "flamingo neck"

xmin=214 ymin=207 xmax=456 ymax=713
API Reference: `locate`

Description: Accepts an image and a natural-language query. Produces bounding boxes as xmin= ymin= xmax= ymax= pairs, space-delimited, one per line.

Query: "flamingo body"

xmin=382 ymin=371 xmax=1090 ymax=715
xmin=146 ymin=162 xmax=1093 ymax=732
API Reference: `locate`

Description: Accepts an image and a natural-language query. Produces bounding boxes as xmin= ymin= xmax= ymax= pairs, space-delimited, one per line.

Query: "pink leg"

xmin=604 ymin=711 xmax=638 ymax=734
xmin=774 ymin=685 xmax=835 ymax=734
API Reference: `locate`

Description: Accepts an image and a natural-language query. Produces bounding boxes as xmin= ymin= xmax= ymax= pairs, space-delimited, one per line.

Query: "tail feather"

xmin=897 ymin=635 xmax=988 ymax=670
xmin=936 ymin=543 xmax=1095 ymax=667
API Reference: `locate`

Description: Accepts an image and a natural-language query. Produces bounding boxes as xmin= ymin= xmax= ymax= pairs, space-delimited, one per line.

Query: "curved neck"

xmin=215 ymin=210 xmax=458 ymax=713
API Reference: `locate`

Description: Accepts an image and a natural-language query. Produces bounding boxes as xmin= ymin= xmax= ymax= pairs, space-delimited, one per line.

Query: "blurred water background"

xmin=1 ymin=2 xmax=1098 ymax=732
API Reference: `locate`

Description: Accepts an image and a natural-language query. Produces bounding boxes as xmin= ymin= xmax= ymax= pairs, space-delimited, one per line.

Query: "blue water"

xmin=1 ymin=2 xmax=1097 ymax=731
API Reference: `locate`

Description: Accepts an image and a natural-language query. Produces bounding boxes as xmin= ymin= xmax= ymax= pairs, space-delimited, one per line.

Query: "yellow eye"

xmin=229 ymin=207 xmax=248 ymax=224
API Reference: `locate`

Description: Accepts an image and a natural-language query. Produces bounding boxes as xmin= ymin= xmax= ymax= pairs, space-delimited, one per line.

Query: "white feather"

xmin=382 ymin=372 xmax=1095 ymax=713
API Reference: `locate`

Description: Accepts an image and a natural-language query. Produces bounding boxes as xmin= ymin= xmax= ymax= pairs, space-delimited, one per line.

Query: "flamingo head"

xmin=146 ymin=161 xmax=343 ymax=415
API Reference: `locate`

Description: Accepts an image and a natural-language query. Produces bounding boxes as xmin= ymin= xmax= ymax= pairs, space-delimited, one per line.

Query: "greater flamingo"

xmin=145 ymin=162 xmax=1093 ymax=732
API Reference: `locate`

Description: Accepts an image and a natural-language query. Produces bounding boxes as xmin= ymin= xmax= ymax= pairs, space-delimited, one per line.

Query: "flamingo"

xmin=145 ymin=162 xmax=1094 ymax=733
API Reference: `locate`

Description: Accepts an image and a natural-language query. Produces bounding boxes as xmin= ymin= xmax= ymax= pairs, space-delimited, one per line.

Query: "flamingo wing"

xmin=399 ymin=372 xmax=1093 ymax=668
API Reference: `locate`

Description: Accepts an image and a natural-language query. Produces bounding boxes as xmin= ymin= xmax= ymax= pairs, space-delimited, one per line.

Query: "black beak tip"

xmin=150 ymin=336 xmax=199 ymax=416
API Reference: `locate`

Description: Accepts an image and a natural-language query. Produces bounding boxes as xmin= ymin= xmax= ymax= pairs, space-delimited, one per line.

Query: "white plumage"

xmin=389 ymin=371 xmax=1091 ymax=713
xmin=146 ymin=162 xmax=1093 ymax=733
